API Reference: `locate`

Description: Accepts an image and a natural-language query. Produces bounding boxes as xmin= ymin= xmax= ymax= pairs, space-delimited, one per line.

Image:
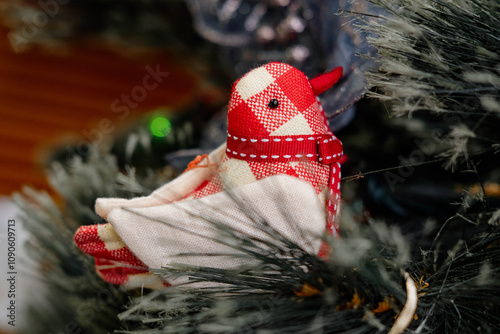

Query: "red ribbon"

xmin=226 ymin=133 xmax=343 ymax=164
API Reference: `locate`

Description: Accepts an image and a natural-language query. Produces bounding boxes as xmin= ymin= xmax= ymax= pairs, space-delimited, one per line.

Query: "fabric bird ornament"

xmin=74 ymin=62 xmax=344 ymax=288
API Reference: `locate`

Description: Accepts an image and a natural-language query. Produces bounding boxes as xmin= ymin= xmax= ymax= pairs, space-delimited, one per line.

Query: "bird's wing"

xmin=106 ymin=174 xmax=326 ymax=284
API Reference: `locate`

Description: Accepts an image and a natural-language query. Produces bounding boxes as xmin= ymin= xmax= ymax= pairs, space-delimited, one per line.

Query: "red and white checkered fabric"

xmin=74 ymin=62 xmax=343 ymax=287
xmin=187 ymin=63 xmax=342 ymax=234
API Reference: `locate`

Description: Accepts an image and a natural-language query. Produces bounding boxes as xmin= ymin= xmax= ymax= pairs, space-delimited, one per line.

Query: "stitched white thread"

xmin=227 ymin=135 xmax=342 ymax=164
xmin=228 ymin=134 xmax=339 ymax=145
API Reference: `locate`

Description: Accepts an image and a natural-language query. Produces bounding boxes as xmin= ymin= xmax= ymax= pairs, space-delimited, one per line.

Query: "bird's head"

xmin=227 ymin=62 xmax=342 ymax=137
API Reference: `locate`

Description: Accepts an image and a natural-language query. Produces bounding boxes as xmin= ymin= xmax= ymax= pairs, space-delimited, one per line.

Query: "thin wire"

xmin=341 ymin=157 xmax=445 ymax=182
xmin=341 ymin=147 xmax=496 ymax=182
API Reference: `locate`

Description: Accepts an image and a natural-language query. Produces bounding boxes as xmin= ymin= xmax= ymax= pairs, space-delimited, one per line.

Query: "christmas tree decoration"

xmin=12 ymin=145 xmax=174 ymax=334
xmin=74 ymin=62 xmax=344 ymax=287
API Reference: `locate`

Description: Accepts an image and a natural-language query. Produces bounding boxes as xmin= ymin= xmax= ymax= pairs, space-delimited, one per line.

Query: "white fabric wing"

xmin=106 ymin=175 xmax=326 ymax=283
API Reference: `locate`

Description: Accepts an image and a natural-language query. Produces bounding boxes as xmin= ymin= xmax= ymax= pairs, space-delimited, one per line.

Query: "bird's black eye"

xmin=268 ymin=99 xmax=279 ymax=109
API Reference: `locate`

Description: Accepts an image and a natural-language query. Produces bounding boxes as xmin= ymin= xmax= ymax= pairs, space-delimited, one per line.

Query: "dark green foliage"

xmin=13 ymin=144 xmax=173 ymax=334
xmin=364 ymin=0 xmax=500 ymax=116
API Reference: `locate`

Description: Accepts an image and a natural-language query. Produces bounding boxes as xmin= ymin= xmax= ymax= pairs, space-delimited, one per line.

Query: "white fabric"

xmin=220 ymin=157 xmax=257 ymax=189
xmin=270 ymin=113 xmax=314 ymax=136
xmin=106 ymin=175 xmax=325 ymax=283
xmin=235 ymin=66 xmax=275 ymax=100
xmin=95 ymin=143 xmax=226 ymax=219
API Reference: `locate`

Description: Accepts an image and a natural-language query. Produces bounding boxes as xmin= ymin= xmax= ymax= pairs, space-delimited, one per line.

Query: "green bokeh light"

xmin=150 ymin=116 xmax=172 ymax=137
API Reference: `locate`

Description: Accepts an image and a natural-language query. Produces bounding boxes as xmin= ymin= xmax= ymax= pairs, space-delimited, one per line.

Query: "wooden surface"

xmin=0 ymin=27 xmax=198 ymax=195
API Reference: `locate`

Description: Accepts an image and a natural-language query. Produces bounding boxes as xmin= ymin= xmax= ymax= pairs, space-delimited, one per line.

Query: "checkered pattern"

xmin=224 ymin=62 xmax=341 ymax=232
xmin=73 ymin=62 xmax=343 ymax=287
xmin=190 ymin=172 xmax=223 ymax=199
xmin=228 ymin=63 xmax=322 ymax=137
xmin=74 ymin=224 xmax=164 ymax=288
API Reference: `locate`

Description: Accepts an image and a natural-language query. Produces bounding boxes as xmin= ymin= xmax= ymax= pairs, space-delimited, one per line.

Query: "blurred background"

xmin=0 ymin=24 xmax=200 ymax=196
